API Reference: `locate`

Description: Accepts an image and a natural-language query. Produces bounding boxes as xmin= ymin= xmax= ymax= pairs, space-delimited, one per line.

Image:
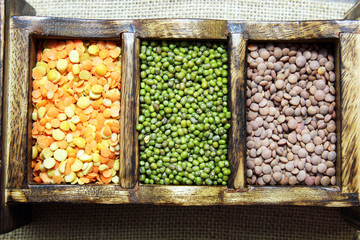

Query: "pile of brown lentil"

xmin=246 ymin=42 xmax=336 ymax=186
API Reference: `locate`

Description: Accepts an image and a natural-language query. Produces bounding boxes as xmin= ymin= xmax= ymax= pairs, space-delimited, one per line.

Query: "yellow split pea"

xmin=31 ymin=39 xmax=121 ymax=185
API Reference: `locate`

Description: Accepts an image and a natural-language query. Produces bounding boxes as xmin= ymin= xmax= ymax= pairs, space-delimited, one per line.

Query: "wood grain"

xmin=7 ymin=185 xmax=130 ymax=203
xmin=119 ymin=33 xmax=139 ymax=188
xmin=223 ymin=187 xmax=357 ymax=207
xmin=344 ymin=2 xmax=360 ymax=20
xmin=340 ymin=33 xmax=360 ymax=194
xmin=1 ymin=0 xmax=35 ymax=234
xmin=137 ymin=186 xmax=224 ymax=205
xmin=334 ymin=40 xmax=342 ymax=188
xmin=134 ymin=37 xmax=141 ymax=186
xmin=6 ymin=186 xmax=357 ymax=207
xmin=3 ymin=22 xmax=30 ymax=189
xmin=340 ymin=2 xmax=360 ymax=223
xmin=134 ymin=19 xmax=227 ymax=39
xmin=11 ymin=16 xmax=133 ymax=38
xmin=227 ymin=33 xmax=246 ymax=189
xmin=0 ymin=0 xmax=5 ymax=173
xmin=228 ymin=20 xmax=360 ymax=40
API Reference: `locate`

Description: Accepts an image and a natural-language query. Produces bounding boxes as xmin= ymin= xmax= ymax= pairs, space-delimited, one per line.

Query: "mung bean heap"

xmin=137 ymin=41 xmax=231 ymax=185
xmin=246 ymin=43 xmax=336 ymax=186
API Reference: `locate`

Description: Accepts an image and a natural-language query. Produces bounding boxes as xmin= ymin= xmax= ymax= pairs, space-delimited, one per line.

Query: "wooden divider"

xmin=227 ymin=33 xmax=246 ymax=189
xmin=340 ymin=33 xmax=360 ymax=194
xmin=120 ymin=32 xmax=139 ymax=189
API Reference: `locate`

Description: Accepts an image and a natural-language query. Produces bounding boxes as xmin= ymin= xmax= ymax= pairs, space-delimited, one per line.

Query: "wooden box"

xmin=0 ymin=0 xmax=34 ymax=233
xmin=3 ymin=17 xmax=360 ymax=209
xmin=344 ymin=1 xmax=360 ymax=20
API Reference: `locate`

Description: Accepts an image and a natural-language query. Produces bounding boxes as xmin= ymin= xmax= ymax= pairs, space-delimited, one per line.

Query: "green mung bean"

xmin=137 ymin=40 xmax=231 ymax=186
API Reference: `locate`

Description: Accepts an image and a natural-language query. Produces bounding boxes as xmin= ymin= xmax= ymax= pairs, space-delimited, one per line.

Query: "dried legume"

xmin=137 ymin=40 xmax=231 ymax=185
xmin=246 ymin=42 xmax=336 ymax=186
xmin=31 ymin=39 xmax=121 ymax=185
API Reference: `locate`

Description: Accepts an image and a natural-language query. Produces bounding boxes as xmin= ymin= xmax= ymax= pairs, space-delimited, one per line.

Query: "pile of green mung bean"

xmin=137 ymin=40 xmax=231 ymax=185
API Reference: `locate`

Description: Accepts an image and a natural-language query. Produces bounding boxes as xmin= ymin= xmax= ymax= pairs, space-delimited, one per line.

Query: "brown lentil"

xmin=246 ymin=42 xmax=336 ymax=186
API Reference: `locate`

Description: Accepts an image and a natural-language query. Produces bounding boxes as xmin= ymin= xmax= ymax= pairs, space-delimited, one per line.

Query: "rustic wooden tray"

xmin=344 ymin=1 xmax=360 ymax=20
xmin=2 ymin=16 xmax=360 ymax=210
xmin=0 ymin=0 xmax=35 ymax=233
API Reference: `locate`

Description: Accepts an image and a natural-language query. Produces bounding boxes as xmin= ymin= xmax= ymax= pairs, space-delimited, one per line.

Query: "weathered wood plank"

xmin=6 ymin=185 xmax=357 ymax=207
xmin=137 ymin=186 xmax=224 ymax=205
xmin=224 ymin=187 xmax=357 ymax=207
xmin=134 ymin=37 xmax=141 ymax=186
xmin=8 ymin=186 xmax=224 ymax=205
xmin=228 ymin=20 xmax=360 ymax=40
xmin=227 ymin=33 xmax=246 ymax=189
xmin=7 ymin=185 xmax=130 ymax=203
xmin=0 ymin=0 xmax=5 ymax=169
xmin=340 ymin=33 xmax=360 ymax=194
xmin=119 ymin=33 xmax=139 ymax=188
xmin=11 ymin=16 xmax=133 ymax=38
xmin=3 ymin=20 xmax=30 ymax=189
xmin=134 ymin=19 xmax=228 ymax=39
xmin=1 ymin=0 xmax=35 ymax=234
xmin=344 ymin=2 xmax=360 ymax=20
xmin=334 ymin=40 xmax=342 ymax=189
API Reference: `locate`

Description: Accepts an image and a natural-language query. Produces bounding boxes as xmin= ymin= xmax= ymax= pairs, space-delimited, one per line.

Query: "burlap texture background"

xmin=1 ymin=0 xmax=359 ymax=239
xmin=1 ymin=204 xmax=357 ymax=239
xmin=25 ymin=0 xmax=353 ymax=20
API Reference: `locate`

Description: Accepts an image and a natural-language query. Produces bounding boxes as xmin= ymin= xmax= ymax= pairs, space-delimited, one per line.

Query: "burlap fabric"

xmin=26 ymin=0 xmax=352 ymax=20
xmin=1 ymin=204 xmax=357 ymax=239
xmin=1 ymin=0 xmax=358 ymax=239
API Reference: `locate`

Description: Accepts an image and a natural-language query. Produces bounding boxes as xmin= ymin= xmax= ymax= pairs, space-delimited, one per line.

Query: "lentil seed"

xmin=246 ymin=42 xmax=336 ymax=186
